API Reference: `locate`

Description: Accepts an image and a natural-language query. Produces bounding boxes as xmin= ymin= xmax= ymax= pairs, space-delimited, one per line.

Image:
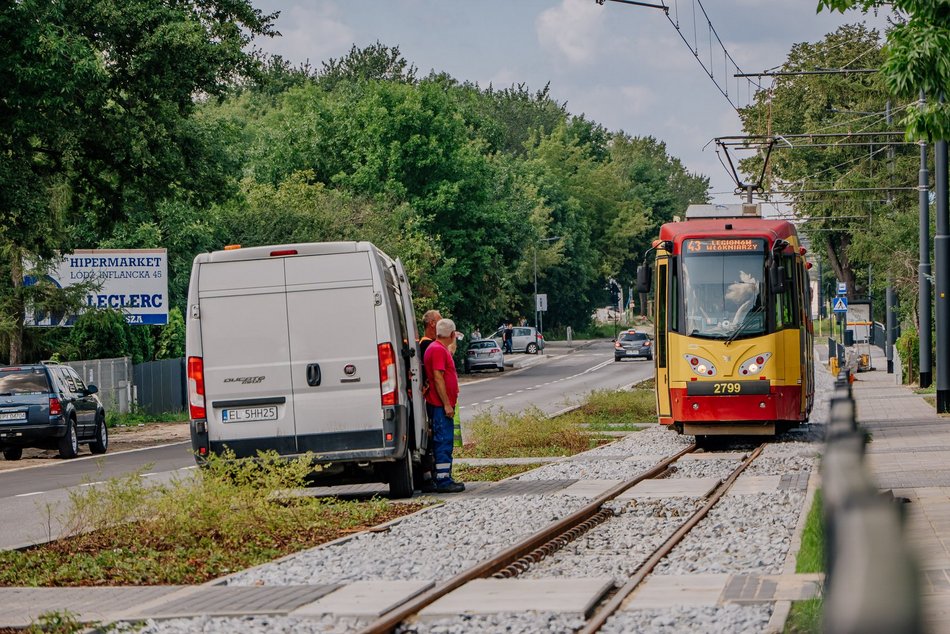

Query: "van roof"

xmin=196 ymin=241 xmax=386 ymax=264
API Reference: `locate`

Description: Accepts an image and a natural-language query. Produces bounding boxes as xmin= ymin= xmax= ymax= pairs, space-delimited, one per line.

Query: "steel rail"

xmin=579 ymin=442 xmax=767 ymax=634
xmin=358 ymin=443 xmax=698 ymax=634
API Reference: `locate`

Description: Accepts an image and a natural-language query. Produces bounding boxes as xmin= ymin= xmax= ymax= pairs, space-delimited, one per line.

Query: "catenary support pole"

xmin=886 ymin=280 xmax=896 ymax=374
xmin=935 ymin=95 xmax=949 ymax=409
xmin=920 ymin=92 xmax=933 ymax=388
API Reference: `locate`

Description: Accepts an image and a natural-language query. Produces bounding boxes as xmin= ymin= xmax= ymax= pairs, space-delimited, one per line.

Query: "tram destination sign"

xmin=684 ymin=238 xmax=765 ymax=254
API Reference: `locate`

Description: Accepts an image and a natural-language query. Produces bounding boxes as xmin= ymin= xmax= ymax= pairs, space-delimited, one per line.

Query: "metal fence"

xmin=63 ymin=357 xmax=133 ymax=414
xmin=133 ymin=358 xmax=186 ymax=415
xmin=823 ymin=370 xmax=921 ymax=633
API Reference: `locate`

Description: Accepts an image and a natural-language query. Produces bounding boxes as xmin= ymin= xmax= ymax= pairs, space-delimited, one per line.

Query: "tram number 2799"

xmin=686 ymin=381 xmax=770 ymax=396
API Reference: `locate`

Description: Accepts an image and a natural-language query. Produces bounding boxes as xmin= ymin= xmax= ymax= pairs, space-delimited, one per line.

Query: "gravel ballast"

xmin=601 ymin=604 xmax=773 ymax=633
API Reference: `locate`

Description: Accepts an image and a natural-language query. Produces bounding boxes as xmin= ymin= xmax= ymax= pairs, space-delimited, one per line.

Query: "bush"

xmin=895 ymin=330 xmax=919 ymax=385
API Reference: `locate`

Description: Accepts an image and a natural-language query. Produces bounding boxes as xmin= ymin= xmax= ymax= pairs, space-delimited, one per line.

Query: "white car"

xmin=464 ymin=339 xmax=504 ymax=373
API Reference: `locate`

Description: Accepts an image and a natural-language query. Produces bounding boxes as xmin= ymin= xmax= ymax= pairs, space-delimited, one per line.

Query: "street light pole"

xmin=533 ymin=246 xmax=539 ymax=333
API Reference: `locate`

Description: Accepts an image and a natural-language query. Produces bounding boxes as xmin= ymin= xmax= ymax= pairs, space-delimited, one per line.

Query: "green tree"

xmin=819 ymin=0 xmax=950 ymax=140
xmin=156 ymin=308 xmax=186 ymax=360
xmin=68 ymin=310 xmax=130 ymax=360
xmin=0 ymin=0 xmax=276 ymax=362
xmin=737 ymin=24 xmax=919 ymax=318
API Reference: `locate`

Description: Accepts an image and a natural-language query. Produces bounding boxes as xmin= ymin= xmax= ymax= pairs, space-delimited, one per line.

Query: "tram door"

xmin=655 ymin=258 xmax=672 ymax=419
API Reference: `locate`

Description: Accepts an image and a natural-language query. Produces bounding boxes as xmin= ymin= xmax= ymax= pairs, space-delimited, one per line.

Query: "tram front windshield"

xmin=681 ymin=238 xmax=767 ymax=339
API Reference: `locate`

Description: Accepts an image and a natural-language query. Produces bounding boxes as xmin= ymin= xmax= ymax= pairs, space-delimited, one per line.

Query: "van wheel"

xmin=526 ymin=342 xmax=539 ymax=354
xmin=2 ymin=447 xmax=22 ymax=461
xmin=90 ymin=413 xmax=109 ymax=454
xmin=389 ymin=453 xmax=414 ymax=499
xmin=58 ymin=418 xmax=79 ymax=459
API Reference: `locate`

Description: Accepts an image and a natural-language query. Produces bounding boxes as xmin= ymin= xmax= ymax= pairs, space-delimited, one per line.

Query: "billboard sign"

xmin=25 ymin=249 xmax=169 ymax=326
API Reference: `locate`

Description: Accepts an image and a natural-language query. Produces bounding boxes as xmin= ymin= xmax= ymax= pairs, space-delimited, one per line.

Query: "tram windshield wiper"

xmin=724 ymin=305 xmax=764 ymax=346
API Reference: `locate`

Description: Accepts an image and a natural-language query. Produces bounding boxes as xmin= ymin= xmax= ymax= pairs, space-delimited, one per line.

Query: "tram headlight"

xmin=739 ymin=352 xmax=772 ymax=376
xmin=684 ymin=354 xmax=716 ymax=376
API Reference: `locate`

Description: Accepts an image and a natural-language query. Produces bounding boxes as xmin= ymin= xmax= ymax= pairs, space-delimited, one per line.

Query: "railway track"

xmin=359 ymin=441 xmax=767 ymax=634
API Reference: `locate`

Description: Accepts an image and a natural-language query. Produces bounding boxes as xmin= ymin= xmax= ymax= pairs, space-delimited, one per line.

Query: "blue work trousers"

xmin=429 ymin=405 xmax=456 ymax=484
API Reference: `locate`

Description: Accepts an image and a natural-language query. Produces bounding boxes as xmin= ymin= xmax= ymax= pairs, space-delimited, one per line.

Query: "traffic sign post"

xmin=832 ymin=296 xmax=848 ymax=313
xmin=837 ymin=282 xmax=848 ymax=295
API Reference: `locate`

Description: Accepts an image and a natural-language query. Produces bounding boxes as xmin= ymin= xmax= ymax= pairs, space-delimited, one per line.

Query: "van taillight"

xmin=49 ymin=397 xmax=62 ymax=416
xmin=377 ymin=343 xmax=397 ymax=406
xmin=270 ymin=249 xmax=298 ymax=257
xmin=187 ymin=356 xmax=206 ymax=420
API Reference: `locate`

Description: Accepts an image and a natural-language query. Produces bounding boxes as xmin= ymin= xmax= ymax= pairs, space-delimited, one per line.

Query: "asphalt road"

xmin=0 ymin=339 xmax=654 ymax=549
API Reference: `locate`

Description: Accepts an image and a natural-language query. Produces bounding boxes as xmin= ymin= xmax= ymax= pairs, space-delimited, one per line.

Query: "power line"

xmin=597 ymin=0 xmax=760 ymax=112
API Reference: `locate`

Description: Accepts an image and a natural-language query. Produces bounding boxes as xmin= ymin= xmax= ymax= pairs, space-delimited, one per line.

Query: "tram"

xmin=637 ymin=203 xmax=814 ymax=438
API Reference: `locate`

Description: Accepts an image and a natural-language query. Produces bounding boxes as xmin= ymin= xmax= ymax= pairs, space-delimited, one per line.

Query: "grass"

xmin=452 ymin=463 xmax=544 ymax=482
xmin=106 ymin=409 xmax=188 ymax=428
xmin=785 ymin=490 xmax=824 ymax=633
xmin=457 ymin=386 xmax=654 ymax=458
xmin=0 ymin=452 xmax=423 ymax=587
xmin=561 ymin=387 xmax=655 ymax=430
xmin=457 ymin=406 xmax=605 ymax=458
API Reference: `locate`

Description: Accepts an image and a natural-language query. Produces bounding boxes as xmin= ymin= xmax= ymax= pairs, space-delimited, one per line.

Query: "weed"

xmin=797 ymin=490 xmax=823 ymax=573
xmin=459 ymin=406 xmax=596 ymax=458
xmin=784 ymin=597 xmax=822 ymax=633
xmin=562 ymin=388 xmax=655 ymax=428
xmin=106 ymin=409 xmax=188 ymax=428
xmin=452 ymin=463 xmax=544 ymax=482
xmin=26 ymin=610 xmax=88 ymax=634
xmin=0 ymin=450 xmax=423 ymax=586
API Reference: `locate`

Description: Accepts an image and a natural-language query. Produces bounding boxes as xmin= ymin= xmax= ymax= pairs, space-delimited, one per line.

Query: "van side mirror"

xmin=769 ymin=261 xmax=786 ymax=294
xmin=85 ymin=384 xmax=99 ymax=395
xmin=636 ymin=263 xmax=652 ymax=294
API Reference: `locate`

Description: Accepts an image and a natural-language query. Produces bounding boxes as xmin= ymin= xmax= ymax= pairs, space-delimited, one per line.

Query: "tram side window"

xmin=774 ymin=255 xmax=796 ymax=329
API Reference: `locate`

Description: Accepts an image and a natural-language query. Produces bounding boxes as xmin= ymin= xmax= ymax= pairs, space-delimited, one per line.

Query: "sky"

xmin=248 ymin=0 xmax=890 ymax=203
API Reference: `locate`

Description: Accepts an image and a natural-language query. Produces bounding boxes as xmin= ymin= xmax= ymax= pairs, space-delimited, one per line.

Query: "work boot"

xmin=419 ymin=479 xmax=438 ymax=493
xmin=434 ymin=481 xmax=465 ymax=493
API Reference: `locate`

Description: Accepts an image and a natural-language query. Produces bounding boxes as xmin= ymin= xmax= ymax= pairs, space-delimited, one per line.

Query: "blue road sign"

xmin=837 ymin=282 xmax=847 ymax=295
xmin=832 ymin=296 xmax=848 ymax=313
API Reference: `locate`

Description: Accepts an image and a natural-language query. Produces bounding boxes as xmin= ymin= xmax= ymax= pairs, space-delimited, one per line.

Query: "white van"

xmin=185 ymin=242 xmax=427 ymax=498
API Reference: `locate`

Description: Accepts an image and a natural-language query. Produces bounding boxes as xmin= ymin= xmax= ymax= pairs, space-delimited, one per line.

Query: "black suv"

xmin=0 ymin=363 xmax=108 ymax=460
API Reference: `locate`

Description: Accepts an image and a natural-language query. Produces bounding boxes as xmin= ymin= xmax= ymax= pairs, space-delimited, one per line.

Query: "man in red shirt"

xmin=423 ymin=318 xmax=464 ymax=493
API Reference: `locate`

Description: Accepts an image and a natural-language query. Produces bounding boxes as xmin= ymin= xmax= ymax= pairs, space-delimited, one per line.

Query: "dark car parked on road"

xmin=614 ymin=330 xmax=653 ymax=362
xmin=0 ymin=363 xmax=108 ymax=460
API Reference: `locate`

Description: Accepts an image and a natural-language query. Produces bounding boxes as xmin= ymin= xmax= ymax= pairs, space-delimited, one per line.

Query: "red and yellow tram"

xmin=638 ymin=203 xmax=814 ymax=438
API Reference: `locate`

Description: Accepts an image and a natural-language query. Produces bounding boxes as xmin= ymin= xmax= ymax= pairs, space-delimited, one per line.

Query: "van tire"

xmin=389 ymin=453 xmax=414 ymax=499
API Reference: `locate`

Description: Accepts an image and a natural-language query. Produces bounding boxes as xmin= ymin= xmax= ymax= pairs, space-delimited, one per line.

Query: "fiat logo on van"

xmin=344 ymin=365 xmax=357 ymax=376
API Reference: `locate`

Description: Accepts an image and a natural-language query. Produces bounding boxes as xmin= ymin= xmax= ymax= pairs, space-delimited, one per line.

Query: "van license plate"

xmin=0 ymin=411 xmax=26 ymax=421
xmin=221 ymin=406 xmax=277 ymax=423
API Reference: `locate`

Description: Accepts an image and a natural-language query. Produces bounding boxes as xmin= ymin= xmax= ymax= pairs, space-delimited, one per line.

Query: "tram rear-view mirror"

xmin=636 ymin=263 xmax=652 ymax=294
xmin=769 ymin=261 xmax=786 ymax=294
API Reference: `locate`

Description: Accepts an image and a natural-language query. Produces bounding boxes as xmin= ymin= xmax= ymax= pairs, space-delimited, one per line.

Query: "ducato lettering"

xmin=85 ymin=294 xmax=163 ymax=309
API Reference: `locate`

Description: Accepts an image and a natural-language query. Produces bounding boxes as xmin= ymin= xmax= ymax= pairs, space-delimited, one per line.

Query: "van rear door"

xmin=198 ymin=258 xmax=295 ymax=455
xmin=395 ymin=258 xmax=425 ymax=443
xmin=284 ymin=252 xmax=382 ymax=454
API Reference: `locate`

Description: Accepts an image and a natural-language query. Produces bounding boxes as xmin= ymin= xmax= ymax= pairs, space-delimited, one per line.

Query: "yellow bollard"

xmin=830 ymin=357 xmax=839 ymax=376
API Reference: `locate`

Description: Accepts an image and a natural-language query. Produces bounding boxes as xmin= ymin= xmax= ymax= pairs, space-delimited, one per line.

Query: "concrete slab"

xmin=554 ymin=479 xmax=622 ymax=498
xmin=292 ymin=580 xmax=433 ymax=617
xmin=616 ymin=477 xmax=721 ymax=500
xmin=623 ymin=574 xmax=729 ymax=609
xmin=419 ymin=578 xmax=613 ymax=616
xmin=0 ymin=587 xmax=185 ymax=628
xmin=726 ymin=475 xmax=782 ymax=495
xmin=723 ymin=574 xmax=822 ymax=602
xmin=137 ymin=585 xmax=340 ymax=618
